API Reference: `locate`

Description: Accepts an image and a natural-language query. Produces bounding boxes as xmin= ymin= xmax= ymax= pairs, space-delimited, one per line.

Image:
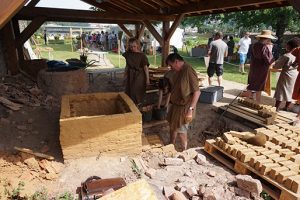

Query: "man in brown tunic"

xmin=166 ymin=53 xmax=200 ymax=150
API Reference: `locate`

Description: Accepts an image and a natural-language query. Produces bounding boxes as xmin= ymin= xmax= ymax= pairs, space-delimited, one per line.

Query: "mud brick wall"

xmin=37 ymin=69 xmax=88 ymax=97
xmin=60 ymin=92 xmax=142 ymax=160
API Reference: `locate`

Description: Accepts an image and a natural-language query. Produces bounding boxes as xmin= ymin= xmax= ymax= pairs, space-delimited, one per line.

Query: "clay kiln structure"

xmin=60 ymin=92 xmax=142 ymax=160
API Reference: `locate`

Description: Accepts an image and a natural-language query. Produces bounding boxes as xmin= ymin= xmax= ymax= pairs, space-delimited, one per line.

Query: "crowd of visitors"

xmin=81 ymin=31 xmax=118 ymax=51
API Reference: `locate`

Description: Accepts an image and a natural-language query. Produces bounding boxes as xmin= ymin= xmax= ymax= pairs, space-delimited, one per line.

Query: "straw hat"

xmin=255 ymin=30 xmax=277 ymax=40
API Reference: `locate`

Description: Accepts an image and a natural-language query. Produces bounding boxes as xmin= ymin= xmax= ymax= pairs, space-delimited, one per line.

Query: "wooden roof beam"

xmin=80 ymin=0 xmax=117 ymax=12
xmin=26 ymin=0 xmax=40 ymax=7
xmin=0 ymin=0 xmax=29 ymax=29
xmin=137 ymin=24 xmax=146 ymax=41
xmin=16 ymin=16 xmax=46 ymax=46
xmin=165 ymin=13 xmax=184 ymax=41
xmin=107 ymin=1 xmax=137 ymax=13
xmin=143 ymin=20 xmax=163 ymax=45
xmin=168 ymin=0 xmax=287 ymax=14
xmin=118 ymin=24 xmax=133 ymax=38
xmin=16 ymin=7 xmax=176 ymax=22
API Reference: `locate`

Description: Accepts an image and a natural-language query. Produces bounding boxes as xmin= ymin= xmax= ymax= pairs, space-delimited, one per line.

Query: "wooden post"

xmin=1 ymin=20 xmax=19 ymax=75
xmin=153 ymin=40 xmax=156 ymax=66
xmin=161 ymin=21 xmax=170 ymax=67
xmin=80 ymin=28 xmax=83 ymax=50
xmin=70 ymin=28 xmax=73 ymax=52
xmin=118 ymin=39 xmax=121 ymax=68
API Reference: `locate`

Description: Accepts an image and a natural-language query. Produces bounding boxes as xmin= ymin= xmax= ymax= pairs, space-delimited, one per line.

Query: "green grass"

xmin=35 ymin=43 xmax=277 ymax=89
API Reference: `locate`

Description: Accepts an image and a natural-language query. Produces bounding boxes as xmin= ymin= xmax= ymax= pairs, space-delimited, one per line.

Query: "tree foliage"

xmin=181 ymin=6 xmax=300 ymax=43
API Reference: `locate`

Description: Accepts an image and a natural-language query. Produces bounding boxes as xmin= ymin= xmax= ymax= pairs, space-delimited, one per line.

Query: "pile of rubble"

xmin=0 ymin=150 xmax=63 ymax=182
xmin=139 ymin=144 xmax=263 ymax=200
xmin=0 ymin=74 xmax=59 ymax=117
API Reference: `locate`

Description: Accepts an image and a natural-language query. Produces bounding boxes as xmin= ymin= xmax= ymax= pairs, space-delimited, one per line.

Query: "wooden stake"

xmin=14 ymin=146 xmax=54 ymax=160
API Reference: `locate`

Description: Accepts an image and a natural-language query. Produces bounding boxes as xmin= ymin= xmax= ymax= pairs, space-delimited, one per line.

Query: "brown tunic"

xmin=123 ymin=51 xmax=149 ymax=104
xmin=167 ymin=63 xmax=199 ymax=132
xmin=247 ymin=42 xmax=274 ymax=91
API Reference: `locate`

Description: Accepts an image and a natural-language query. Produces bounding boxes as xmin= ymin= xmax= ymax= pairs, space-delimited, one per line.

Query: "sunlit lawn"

xmin=37 ymin=43 xmax=277 ymax=89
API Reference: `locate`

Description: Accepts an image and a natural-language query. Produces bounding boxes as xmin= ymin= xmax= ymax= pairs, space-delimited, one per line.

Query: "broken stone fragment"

xmin=186 ymin=186 xmax=198 ymax=197
xmin=145 ymin=168 xmax=156 ymax=179
xmin=207 ymin=171 xmax=216 ymax=177
xmin=199 ymin=185 xmax=206 ymax=195
xmin=196 ymin=154 xmax=207 ymax=165
xmin=164 ymin=157 xmax=184 ymax=166
xmin=177 ymin=148 xmax=198 ymax=162
xmin=170 ymin=191 xmax=188 ymax=200
xmin=163 ymin=186 xmax=176 ymax=198
xmin=234 ymin=187 xmax=251 ymax=198
xmin=236 ymin=174 xmax=262 ymax=194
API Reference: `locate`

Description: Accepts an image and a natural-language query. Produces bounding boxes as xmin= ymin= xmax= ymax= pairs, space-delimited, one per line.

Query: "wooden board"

xmin=204 ymin=139 xmax=300 ymax=200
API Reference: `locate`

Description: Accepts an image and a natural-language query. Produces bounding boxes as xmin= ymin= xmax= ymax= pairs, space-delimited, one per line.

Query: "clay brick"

xmin=275 ymin=148 xmax=291 ymax=155
xmin=266 ymin=125 xmax=280 ymax=130
xmin=281 ymin=151 xmax=296 ymax=159
xmin=290 ymin=154 xmax=300 ymax=165
xmin=249 ymin=155 xmax=267 ymax=167
xmin=254 ymin=159 xmax=273 ymax=171
xmin=269 ymin=166 xmax=289 ymax=180
xmin=227 ymin=144 xmax=244 ymax=154
xmin=276 ymin=170 xmax=297 ymax=184
xmin=255 ymin=127 xmax=267 ymax=133
xmin=259 ymin=163 xmax=280 ymax=175
xmin=291 ymin=179 xmax=300 ymax=194
xmin=237 ymin=149 xmax=255 ymax=159
xmin=240 ymin=151 xmax=258 ymax=162
xmin=223 ymin=133 xmax=236 ymax=144
xmin=272 ymin=157 xmax=287 ymax=164
xmin=264 ymin=141 xmax=276 ymax=148
xmin=287 ymin=134 xmax=298 ymax=140
xmin=284 ymin=175 xmax=300 ymax=190
xmin=272 ymin=135 xmax=289 ymax=145
xmin=295 ymin=147 xmax=300 ymax=154
xmin=278 ymin=161 xmax=300 ymax=172
xmin=286 ymin=142 xmax=298 ymax=151
xmin=266 ymin=153 xmax=280 ymax=160
xmin=260 ymin=150 xmax=275 ymax=156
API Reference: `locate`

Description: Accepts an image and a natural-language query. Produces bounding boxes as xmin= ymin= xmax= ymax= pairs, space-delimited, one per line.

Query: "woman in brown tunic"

xmin=247 ymin=30 xmax=275 ymax=102
xmin=166 ymin=53 xmax=200 ymax=150
xmin=123 ymin=38 xmax=150 ymax=105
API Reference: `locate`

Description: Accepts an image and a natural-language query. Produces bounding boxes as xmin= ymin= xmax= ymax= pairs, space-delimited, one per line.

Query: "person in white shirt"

xmin=237 ymin=32 xmax=252 ymax=74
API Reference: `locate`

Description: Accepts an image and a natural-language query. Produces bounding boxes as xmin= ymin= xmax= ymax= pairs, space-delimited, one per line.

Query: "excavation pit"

xmin=60 ymin=92 xmax=142 ymax=160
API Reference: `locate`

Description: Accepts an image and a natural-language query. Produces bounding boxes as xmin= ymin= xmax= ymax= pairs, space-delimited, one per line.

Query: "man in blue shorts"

xmin=238 ymin=32 xmax=252 ymax=74
xmin=207 ymin=32 xmax=228 ymax=86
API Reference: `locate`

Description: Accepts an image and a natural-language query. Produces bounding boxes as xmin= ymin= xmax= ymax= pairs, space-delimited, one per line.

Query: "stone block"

xmin=196 ymin=154 xmax=207 ymax=165
xmin=60 ymin=92 xmax=142 ymax=160
xmin=164 ymin=186 xmax=176 ymax=198
xmin=284 ymin=175 xmax=300 ymax=189
xmin=165 ymin=158 xmax=184 ymax=166
xmin=269 ymin=166 xmax=289 ymax=180
xmin=186 ymin=186 xmax=198 ymax=197
xmin=236 ymin=175 xmax=263 ymax=194
xmin=170 ymin=191 xmax=188 ymax=200
xmin=276 ymin=170 xmax=297 ymax=184
xmin=178 ymin=148 xmax=198 ymax=162
xmin=234 ymin=187 xmax=251 ymax=198
xmin=145 ymin=168 xmax=156 ymax=179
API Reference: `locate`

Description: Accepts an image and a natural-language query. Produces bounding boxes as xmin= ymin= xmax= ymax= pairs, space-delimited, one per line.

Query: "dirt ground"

xmin=0 ymin=71 xmax=298 ymax=199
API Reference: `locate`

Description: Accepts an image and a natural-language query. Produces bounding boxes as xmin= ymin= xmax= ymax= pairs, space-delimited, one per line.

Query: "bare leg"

xmin=285 ymin=102 xmax=292 ymax=110
xmin=275 ymin=100 xmax=281 ymax=111
xmin=255 ymin=91 xmax=262 ymax=103
xmin=239 ymin=64 xmax=245 ymax=73
xmin=208 ymin=77 xmax=213 ymax=86
xmin=170 ymin=130 xmax=178 ymax=145
xmin=217 ymin=75 xmax=222 ymax=86
xmin=178 ymin=133 xmax=187 ymax=150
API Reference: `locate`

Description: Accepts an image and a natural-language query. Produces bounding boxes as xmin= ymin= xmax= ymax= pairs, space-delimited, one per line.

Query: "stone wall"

xmin=60 ymin=92 xmax=142 ymax=160
xmin=0 ymin=38 xmax=7 ymax=77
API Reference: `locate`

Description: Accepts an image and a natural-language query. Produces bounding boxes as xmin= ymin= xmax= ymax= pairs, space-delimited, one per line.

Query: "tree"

xmin=181 ymin=6 xmax=300 ymax=44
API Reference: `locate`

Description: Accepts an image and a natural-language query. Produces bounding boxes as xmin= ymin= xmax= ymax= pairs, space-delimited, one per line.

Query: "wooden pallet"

xmin=204 ymin=139 xmax=300 ymax=200
xmin=218 ymin=104 xmax=296 ymax=128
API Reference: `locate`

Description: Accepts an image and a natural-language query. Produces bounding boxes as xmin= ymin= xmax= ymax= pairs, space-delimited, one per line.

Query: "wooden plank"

xmin=26 ymin=0 xmax=40 ymax=7
xmin=164 ymin=13 xmax=184 ymax=41
xmin=143 ymin=20 xmax=163 ymax=45
xmin=0 ymin=0 xmax=27 ymax=29
xmin=1 ymin=21 xmax=19 ymax=75
xmin=143 ymin=120 xmax=168 ymax=129
xmin=14 ymin=146 xmax=54 ymax=160
xmin=118 ymin=24 xmax=133 ymax=38
xmin=16 ymin=16 xmax=46 ymax=46
xmin=16 ymin=7 xmax=176 ymax=22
